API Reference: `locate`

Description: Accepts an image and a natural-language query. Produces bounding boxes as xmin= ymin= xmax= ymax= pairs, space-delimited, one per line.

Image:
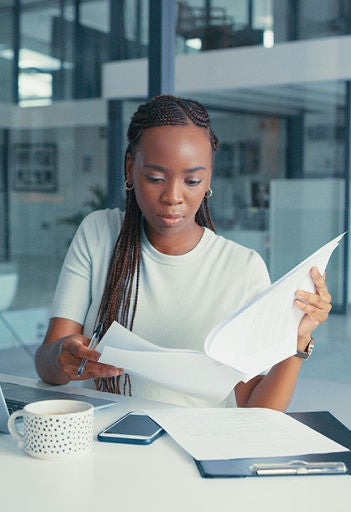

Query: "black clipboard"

xmin=194 ymin=411 xmax=351 ymax=478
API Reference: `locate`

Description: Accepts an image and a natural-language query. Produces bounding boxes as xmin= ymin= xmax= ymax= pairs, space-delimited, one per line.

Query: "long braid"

xmin=195 ymin=196 xmax=215 ymax=232
xmin=96 ymin=95 xmax=219 ymax=394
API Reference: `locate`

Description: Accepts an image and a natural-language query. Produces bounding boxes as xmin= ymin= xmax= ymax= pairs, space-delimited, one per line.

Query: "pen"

xmin=77 ymin=322 xmax=104 ymax=376
xmin=251 ymin=461 xmax=347 ymax=476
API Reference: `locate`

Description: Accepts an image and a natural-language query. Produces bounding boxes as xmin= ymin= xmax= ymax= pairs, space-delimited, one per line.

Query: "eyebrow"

xmin=143 ymin=164 xmax=207 ymax=173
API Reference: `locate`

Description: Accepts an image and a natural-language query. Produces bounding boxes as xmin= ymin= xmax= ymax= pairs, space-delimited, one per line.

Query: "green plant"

xmin=58 ymin=184 xmax=107 ymax=244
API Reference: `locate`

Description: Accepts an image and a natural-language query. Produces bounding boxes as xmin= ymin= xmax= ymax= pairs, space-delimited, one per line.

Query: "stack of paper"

xmin=98 ymin=233 xmax=344 ymax=402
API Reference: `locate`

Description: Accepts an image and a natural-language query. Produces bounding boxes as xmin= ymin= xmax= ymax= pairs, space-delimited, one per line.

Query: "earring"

xmin=205 ymin=188 xmax=213 ymax=199
xmin=125 ymin=180 xmax=134 ymax=191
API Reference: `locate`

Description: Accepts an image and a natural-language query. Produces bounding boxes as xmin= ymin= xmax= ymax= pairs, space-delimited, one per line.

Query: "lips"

xmin=161 ymin=213 xmax=182 ymax=219
xmin=158 ymin=213 xmax=184 ymax=226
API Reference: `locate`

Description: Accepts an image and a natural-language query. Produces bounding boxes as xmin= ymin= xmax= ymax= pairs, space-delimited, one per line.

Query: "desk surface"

xmin=1 ymin=373 xmax=350 ymax=512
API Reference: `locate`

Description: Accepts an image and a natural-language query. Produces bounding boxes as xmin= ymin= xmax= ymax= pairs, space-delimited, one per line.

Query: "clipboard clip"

xmin=250 ymin=459 xmax=347 ymax=476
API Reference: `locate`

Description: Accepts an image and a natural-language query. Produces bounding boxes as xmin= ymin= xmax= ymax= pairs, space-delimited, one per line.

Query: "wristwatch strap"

xmin=295 ymin=336 xmax=315 ymax=360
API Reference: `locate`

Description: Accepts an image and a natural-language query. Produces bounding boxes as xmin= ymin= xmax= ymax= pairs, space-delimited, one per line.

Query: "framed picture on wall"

xmin=12 ymin=143 xmax=58 ymax=192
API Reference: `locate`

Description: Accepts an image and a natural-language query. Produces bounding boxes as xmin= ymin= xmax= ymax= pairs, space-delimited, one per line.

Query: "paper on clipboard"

xmin=98 ymin=233 xmax=345 ymax=401
xmin=143 ymin=407 xmax=347 ymax=461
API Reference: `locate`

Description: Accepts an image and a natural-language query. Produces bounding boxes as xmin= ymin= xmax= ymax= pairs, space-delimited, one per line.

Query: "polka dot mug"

xmin=7 ymin=399 xmax=94 ymax=459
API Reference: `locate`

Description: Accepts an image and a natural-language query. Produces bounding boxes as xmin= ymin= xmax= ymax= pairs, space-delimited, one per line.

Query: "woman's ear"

xmin=125 ymin=153 xmax=134 ymax=184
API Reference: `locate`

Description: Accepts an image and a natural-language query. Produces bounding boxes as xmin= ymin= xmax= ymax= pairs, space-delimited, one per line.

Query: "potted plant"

xmin=57 ymin=184 xmax=107 ymax=245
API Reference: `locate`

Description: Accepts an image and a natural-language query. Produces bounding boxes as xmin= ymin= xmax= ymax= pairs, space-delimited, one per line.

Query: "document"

xmin=204 ymin=233 xmax=345 ymax=378
xmin=97 ymin=322 xmax=242 ymax=402
xmin=143 ymin=407 xmax=347 ymax=461
xmin=98 ymin=233 xmax=344 ymax=402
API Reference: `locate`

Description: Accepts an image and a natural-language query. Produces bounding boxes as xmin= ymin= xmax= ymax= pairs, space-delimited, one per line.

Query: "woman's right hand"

xmin=57 ymin=333 xmax=123 ymax=381
xmin=35 ymin=317 xmax=123 ymax=385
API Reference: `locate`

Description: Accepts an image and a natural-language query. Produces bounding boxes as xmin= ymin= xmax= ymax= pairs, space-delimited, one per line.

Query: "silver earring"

xmin=125 ymin=180 xmax=134 ymax=191
xmin=205 ymin=188 xmax=213 ymax=199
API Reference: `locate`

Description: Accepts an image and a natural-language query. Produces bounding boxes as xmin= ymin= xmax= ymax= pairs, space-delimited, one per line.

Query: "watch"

xmin=295 ymin=336 xmax=315 ymax=359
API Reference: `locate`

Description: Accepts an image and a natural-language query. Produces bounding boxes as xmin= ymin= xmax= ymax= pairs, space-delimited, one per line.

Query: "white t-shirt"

xmin=51 ymin=208 xmax=271 ymax=407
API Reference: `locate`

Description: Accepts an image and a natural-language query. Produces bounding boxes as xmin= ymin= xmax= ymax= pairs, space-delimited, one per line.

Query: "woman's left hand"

xmin=294 ymin=266 xmax=332 ymax=349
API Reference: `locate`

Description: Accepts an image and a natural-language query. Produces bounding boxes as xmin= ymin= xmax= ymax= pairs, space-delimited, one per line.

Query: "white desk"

xmin=1 ymin=373 xmax=350 ymax=512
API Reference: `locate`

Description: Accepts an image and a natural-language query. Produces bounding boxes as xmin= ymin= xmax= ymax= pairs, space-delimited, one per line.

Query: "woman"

xmin=35 ymin=94 xmax=331 ymax=411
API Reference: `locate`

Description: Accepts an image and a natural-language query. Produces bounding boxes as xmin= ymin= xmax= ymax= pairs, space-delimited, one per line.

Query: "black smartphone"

xmin=97 ymin=412 xmax=165 ymax=445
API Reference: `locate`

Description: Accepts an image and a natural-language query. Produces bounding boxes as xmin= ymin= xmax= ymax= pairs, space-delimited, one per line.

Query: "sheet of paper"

xmin=97 ymin=322 xmax=242 ymax=402
xmin=143 ymin=407 xmax=347 ymax=461
xmin=204 ymin=233 xmax=345 ymax=379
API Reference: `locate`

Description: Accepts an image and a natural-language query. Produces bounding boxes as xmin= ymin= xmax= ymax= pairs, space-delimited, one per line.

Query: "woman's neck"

xmin=144 ymin=222 xmax=204 ymax=255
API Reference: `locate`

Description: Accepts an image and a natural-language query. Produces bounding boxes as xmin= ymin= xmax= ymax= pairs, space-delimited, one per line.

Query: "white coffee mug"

xmin=7 ymin=399 xmax=94 ymax=459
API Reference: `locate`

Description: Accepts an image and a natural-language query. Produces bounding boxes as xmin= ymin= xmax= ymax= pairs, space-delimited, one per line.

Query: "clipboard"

xmin=194 ymin=411 xmax=351 ymax=478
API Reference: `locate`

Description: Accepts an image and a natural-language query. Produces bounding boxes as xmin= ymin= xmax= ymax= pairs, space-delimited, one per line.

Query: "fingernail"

xmin=108 ymin=368 xmax=124 ymax=376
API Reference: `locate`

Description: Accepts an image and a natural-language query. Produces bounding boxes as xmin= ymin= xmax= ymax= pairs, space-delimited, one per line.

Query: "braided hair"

xmin=95 ymin=94 xmax=219 ymax=393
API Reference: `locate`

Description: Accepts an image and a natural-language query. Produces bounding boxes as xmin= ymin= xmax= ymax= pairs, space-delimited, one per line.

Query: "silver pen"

xmin=251 ymin=460 xmax=347 ymax=476
xmin=77 ymin=322 xmax=104 ymax=376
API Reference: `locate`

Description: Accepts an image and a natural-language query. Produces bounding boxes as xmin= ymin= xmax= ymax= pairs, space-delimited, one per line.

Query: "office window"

xmin=273 ymin=0 xmax=351 ymax=43
xmin=199 ymin=80 xmax=346 ymax=310
xmin=176 ymin=0 xmax=273 ymax=53
xmin=19 ymin=0 xmax=75 ymax=105
xmin=18 ymin=0 xmax=148 ymax=106
xmin=208 ymin=108 xmax=285 ymax=265
xmin=0 ymin=120 xmax=107 ymax=377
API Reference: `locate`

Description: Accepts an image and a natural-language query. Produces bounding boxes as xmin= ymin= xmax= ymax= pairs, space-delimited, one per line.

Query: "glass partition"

xmin=9 ymin=122 xmax=108 ymax=304
xmin=177 ymin=0 xmax=351 ymax=54
xmin=274 ymin=0 xmax=351 ymax=43
xmin=176 ymin=0 xmax=273 ymax=53
xmin=0 ymin=1 xmax=15 ymax=103
xmin=208 ymin=109 xmax=285 ymax=266
xmin=3 ymin=1 xmax=351 ymax=104
xmin=17 ymin=0 xmax=150 ymax=103
xmin=202 ymin=80 xmax=347 ymax=311
xmin=19 ymin=0 xmax=71 ymax=106
xmin=298 ymin=1 xmax=351 ymax=39
xmin=0 ymin=111 xmax=108 ymax=377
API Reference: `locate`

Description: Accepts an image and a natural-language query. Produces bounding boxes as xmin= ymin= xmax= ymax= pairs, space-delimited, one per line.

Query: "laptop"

xmin=0 ymin=380 xmax=116 ymax=433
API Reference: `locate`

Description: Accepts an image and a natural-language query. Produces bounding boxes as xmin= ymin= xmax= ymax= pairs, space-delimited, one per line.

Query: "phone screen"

xmin=105 ymin=414 xmax=161 ymax=437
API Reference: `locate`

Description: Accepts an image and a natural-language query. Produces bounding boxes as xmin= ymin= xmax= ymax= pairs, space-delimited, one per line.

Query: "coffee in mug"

xmin=7 ymin=399 xmax=94 ymax=459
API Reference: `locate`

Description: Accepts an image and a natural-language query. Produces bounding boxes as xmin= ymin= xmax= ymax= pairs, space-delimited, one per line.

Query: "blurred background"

xmin=0 ymin=0 xmax=350 ymax=424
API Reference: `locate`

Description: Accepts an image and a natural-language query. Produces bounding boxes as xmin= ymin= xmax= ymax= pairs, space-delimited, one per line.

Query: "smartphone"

xmin=97 ymin=412 xmax=165 ymax=445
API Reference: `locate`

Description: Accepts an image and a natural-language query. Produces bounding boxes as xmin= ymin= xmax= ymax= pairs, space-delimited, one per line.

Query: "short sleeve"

xmin=49 ymin=209 xmax=121 ymax=325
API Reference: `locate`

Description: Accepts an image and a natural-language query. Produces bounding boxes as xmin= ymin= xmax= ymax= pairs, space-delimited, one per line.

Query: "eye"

xmin=186 ymin=178 xmax=202 ymax=186
xmin=147 ymin=176 xmax=164 ymax=183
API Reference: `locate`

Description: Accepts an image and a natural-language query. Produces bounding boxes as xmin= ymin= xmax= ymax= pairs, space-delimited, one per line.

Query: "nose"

xmin=160 ymin=180 xmax=183 ymax=205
